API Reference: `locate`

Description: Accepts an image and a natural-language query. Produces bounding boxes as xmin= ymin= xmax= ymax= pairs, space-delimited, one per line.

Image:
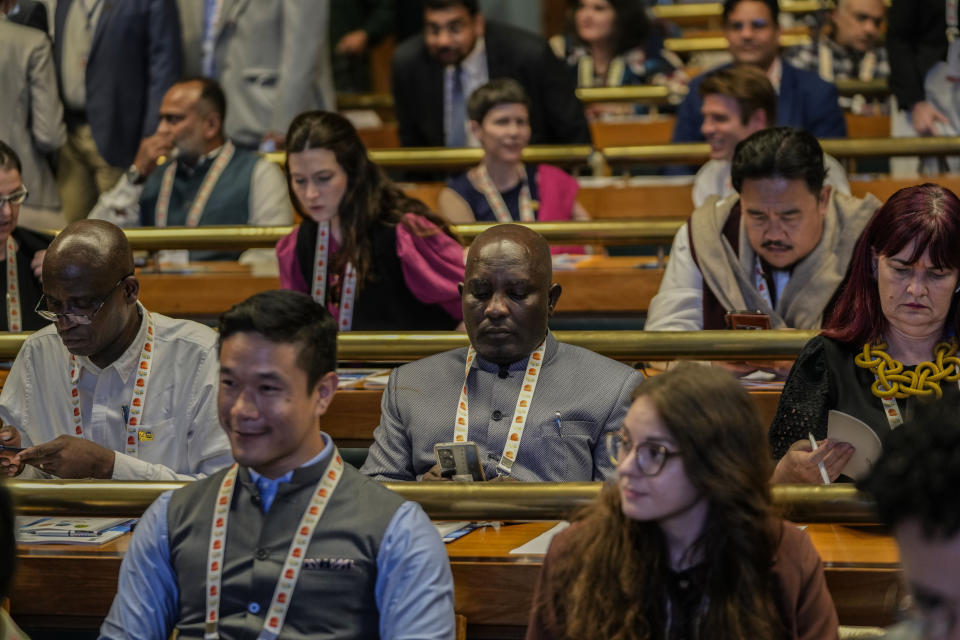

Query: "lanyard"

xmin=454 ymin=342 xmax=545 ymax=476
xmin=577 ymin=54 xmax=626 ymax=88
xmin=754 ymin=257 xmax=773 ymax=309
xmin=311 ymin=222 xmax=356 ymax=332
xmin=5 ymin=238 xmax=21 ymax=332
xmin=204 ymin=450 xmax=345 ymax=640
xmin=156 ymin=141 xmax=235 ymax=228
xmin=474 ymin=165 xmax=534 ymax=223
xmin=69 ymin=312 xmax=155 ymax=457
xmin=949 ymin=0 xmax=959 ymax=40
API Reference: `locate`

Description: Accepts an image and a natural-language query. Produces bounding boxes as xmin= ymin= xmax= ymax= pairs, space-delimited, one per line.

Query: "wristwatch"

xmin=125 ymin=164 xmax=145 ymax=186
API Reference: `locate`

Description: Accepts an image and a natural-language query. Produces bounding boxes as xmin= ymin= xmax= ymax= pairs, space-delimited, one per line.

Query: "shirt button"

xmin=255 ymin=548 xmax=268 ymax=561
xmin=492 ymin=410 xmax=503 ymax=421
xmin=247 ymin=602 xmax=261 ymax=614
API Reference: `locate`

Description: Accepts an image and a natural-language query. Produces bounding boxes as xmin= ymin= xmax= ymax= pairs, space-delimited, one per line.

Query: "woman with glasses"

xmin=526 ymin=363 xmax=839 ymax=640
xmin=0 ymin=141 xmax=49 ymax=332
xmin=275 ymin=111 xmax=465 ymax=331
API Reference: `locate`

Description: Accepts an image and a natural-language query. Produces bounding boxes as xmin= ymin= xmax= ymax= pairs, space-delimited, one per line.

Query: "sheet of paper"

xmin=509 ymin=521 xmax=570 ymax=555
xmin=827 ymin=410 xmax=883 ymax=480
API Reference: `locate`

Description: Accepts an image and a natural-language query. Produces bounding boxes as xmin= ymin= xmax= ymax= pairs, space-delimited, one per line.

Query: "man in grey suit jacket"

xmin=178 ymin=0 xmax=335 ymax=150
xmin=0 ymin=16 xmax=65 ymax=228
xmin=361 ymin=225 xmax=641 ymax=482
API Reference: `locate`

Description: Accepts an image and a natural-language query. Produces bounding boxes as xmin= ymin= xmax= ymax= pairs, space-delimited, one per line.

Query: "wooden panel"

xmin=356 ymin=123 xmax=400 ymax=149
xmin=850 ymin=174 xmax=960 ymax=202
xmin=845 ymin=114 xmax=891 ymax=139
xmin=11 ymin=522 xmax=902 ymax=634
xmin=402 ymin=181 xmax=445 ymax=212
xmin=577 ymin=183 xmax=693 ymax=219
xmin=590 ymin=117 xmax=675 ymax=149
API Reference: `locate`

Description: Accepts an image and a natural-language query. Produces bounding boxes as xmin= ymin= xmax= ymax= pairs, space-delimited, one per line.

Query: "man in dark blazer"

xmin=53 ymin=0 xmax=182 ymax=222
xmin=391 ymin=0 xmax=590 ymax=148
xmin=3 ymin=0 xmax=48 ymax=32
xmin=672 ymin=0 xmax=846 ymax=144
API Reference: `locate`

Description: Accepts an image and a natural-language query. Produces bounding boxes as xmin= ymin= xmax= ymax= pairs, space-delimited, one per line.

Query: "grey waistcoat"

xmin=167 ymin=456 xmax=405 ymax=639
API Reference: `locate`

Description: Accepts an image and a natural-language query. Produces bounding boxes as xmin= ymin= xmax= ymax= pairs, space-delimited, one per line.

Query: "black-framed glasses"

xmin=0 ymin=186 xmax=28 ymax=207
xmin=34 ymin=273 xmax=134 ymax=325
xmin=606 ymin=431 xmax=683 ymax=476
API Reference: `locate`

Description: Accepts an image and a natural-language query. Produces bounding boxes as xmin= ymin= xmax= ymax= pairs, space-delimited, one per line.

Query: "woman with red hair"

xmin=770 ymin=183 xmax=960 ymax=484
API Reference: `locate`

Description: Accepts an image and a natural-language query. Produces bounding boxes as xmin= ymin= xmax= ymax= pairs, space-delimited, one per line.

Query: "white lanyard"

xmin=5 ymin=237 xmax=21 ymax=332
xmin=69 ymin=312 xmax=155 ymax=457
xmin=754 ymin=257 xmax=773 ymax=309
xmin=311 ymin=222 xmax=357 ymax=332
xmin=474 ymin=165 xmax=534 ymax=223
xmin=818 ymin=42 xmax=876 ymax=82
xmin=156 ymin=141 xmax=235 ymax=228
xmin=577 ymin=54 xmax=626 ymax=88
xmin=204 ymin=450 xmax=345 ymax=640
xmin=454 ymin=342 xmax=545 ymax=476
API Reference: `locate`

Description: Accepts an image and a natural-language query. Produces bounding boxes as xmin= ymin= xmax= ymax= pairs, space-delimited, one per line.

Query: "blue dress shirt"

xmin=98 ymin=434 xmax=455 ymax=640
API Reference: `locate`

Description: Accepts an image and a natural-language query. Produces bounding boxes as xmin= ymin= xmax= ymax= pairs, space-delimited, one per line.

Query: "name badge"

xmin=137 ymin=430 xmax=153 ymax=442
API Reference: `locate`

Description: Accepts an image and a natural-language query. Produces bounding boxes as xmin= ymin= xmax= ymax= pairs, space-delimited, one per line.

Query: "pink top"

xmin=276 ymin=213 xmax=464 ymax=323
xmin=536 ymin=165 xmax=584 ymax=255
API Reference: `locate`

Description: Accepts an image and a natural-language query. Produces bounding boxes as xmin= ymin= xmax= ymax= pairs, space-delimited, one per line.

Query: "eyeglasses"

xmin=0 ymin=186 xmax=28 ymax=207
xmin=606 ymin=431 xmax=683 ymax=476
xmin=34 ymin=273 xmax=134 ymax=325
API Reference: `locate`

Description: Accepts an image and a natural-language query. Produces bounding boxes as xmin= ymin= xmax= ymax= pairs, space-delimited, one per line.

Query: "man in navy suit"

xmin=54 ymin=0 xmax=182 ymax=222
xmin=672 ymin=0 xmax=846 ymax=145
xmin=391 ymin=0 xmax=590 ymax=148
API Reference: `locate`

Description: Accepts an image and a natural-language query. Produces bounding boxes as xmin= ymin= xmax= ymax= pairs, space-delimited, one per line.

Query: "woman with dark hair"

xmin=526 ymin=363 xmax=838 ymax=640
xmin=275 ymin=111 xmax=465 ymax=331
xmin=770 ymin=184 xmax=960 ymax=484
xmin=437 ymin=79 xmax=589 ymax=231
xmin=549 ymin=0 xmax=679 ymax=88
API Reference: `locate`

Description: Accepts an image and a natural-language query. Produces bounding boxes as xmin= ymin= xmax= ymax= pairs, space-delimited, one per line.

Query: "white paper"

xmin=827 ymin=410 xmax=883 ymax=480
xmin=509 ymin=521 xmax=570 ymax=555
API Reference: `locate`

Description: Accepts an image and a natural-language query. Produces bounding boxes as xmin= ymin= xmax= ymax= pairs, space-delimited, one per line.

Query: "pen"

xmin=0 ymin=444 xmax=24 ymax=453
xmin=555 ymin=412 xmax=563 ymax=439
xmin=808 ymin=432 xmax=831 ymax=485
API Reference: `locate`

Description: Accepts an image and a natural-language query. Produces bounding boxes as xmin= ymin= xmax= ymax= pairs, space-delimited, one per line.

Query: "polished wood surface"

xmin=10 ymin=521 xmax=902 ymax=634
xmin=133 ymin=258 xmax=664 ymax=320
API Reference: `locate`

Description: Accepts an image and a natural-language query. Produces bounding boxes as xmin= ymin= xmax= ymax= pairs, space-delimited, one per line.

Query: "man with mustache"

xmin=390 ymin=0 xmax=590 ymax=148
xmin=361 ymin=224 xmax=641 ymax=481
xmin=0 ymin=219 xmax=232 ymax=480
xmin=647 ymin=127 xmax=880 ymax=331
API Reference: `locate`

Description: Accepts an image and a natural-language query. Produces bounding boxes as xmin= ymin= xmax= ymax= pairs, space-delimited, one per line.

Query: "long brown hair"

xmin=285 ymin=111 xmax=458 ymax=287
xmin=539 ymin=363 xmax=785 ymax=639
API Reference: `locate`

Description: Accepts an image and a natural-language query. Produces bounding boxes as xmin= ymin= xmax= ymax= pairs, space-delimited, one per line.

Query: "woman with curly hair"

xmin=275 ymin=110 xmax=465 ymax=331
xmin=526 ymin=363 xmax=838 ymax=640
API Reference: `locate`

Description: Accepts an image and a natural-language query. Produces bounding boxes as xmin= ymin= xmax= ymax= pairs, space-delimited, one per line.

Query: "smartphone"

xmin=433 ymin=441 xmax=485 ymax=482
xmin=725 ymin=310 xmax=771 ymax=330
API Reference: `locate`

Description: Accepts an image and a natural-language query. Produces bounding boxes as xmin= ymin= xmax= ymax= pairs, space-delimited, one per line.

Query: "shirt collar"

xmin=449 ymin=36 xmax=486 ymax=77
xmin=76 ymin=302 xmax=149 ymax=384
xmin=248 ymin=432 xmax=333 ymax=486
xmin=177 ymin=143 xmax=225 ymax=175
xmin=767 ymin=57 xmax=782 ymax=92
xmin=470 ymin=330 xmax=558 ymax=374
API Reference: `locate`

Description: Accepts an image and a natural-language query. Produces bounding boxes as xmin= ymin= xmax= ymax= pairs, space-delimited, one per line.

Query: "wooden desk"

xmin=133 ymin=258 xmax=665 ymax=320
xmin=10 ymin=521 xmax=903 ymax=637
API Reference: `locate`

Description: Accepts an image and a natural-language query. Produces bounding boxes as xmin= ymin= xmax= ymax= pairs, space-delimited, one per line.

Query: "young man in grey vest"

xmin=100 ymin=290 xmax=455 ymax=639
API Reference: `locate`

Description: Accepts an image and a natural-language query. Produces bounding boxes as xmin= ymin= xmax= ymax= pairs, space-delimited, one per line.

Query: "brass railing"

xmin=267 ymin=145 xmax=594 ymax=170
xmin=652 ymin=0 xmax=829 ymax=20
xmin=0 ymin=329 xmax=818 ymax=361
xmin=604 ymin=136 xmax=960 ymax=165
xmin=664 ymin=33 xmax=810 ymax=53
xmin=7 ymin=480 xmax=876 ymax=522
xmin=41 ymin=220 xmax=685 ymax=250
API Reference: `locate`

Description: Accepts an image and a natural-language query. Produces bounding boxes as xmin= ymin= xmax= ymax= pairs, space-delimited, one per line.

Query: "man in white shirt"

xmin=692 ymin=65 xmax=850 ymax=207
xmin=88 ymin=77 xmax=290 ymax=261
xmin=647 ymin=127 xmax=879 ymax=332
xmin=0 ymin=220 xmax=232 ymax=480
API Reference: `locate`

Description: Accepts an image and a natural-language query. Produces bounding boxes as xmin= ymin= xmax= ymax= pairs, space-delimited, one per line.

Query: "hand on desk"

xmin=714 ymin=360 xmax=794 ymax=380
xmin=421 ymin=464 xmax=450 ymax=481
xmin=771 ymin=438 xmax=854 ymax=484
xmin=0 ymin=425 xmax=24 ymax=476
xmin=15 ymin=435 xmax=116 ymax=479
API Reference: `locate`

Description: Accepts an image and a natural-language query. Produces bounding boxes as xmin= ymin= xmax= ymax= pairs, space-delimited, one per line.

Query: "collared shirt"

xmin=60 ymin=0 xmax=106 ymax=110
xmin=361 ymin=331 xmax=641 ymax=481
xmin=248 ymin=447 xmax=328 ymax=513
xmin=0 ymin=303 xmax=232 ymax=480
xmin=99 ymin=433 xmax=455 ymax=640
xmin=444 ymin=37 xmax=488 ymax=148
xmin=767 ymin=56 xmax=783 ymax=93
